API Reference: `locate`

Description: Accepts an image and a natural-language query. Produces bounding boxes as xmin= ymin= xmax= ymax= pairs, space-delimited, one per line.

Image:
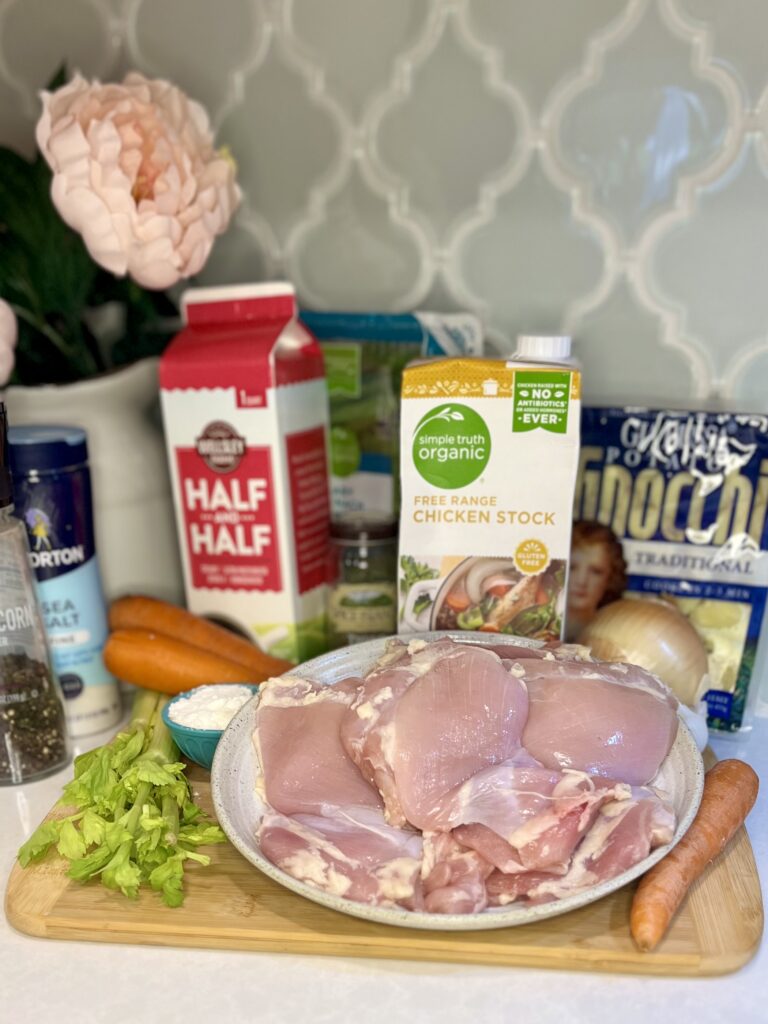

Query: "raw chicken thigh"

xmin=486 ymin=791 xmax=675 ymax=905
xmin=252 ymin=638 xmax=679 ymax=915
xmin=255 ymin=675 xmax=381 ymax=815
xmin=259 ymin=807 xmax=423 ymax=907
xmin=254 ymin=674 xmax=423 ymax=906
xmin=519 ymin=659 xmax=678 ymax=785
xmin=341 ymin=641 xmax=528 ymax=828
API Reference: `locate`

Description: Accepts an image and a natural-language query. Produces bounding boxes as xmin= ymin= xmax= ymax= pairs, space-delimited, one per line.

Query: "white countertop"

xmin=3 ymin=715 xmax=766 ymax=1024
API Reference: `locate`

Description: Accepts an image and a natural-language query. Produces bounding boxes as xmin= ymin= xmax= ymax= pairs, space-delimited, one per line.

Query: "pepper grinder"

xmin=0 ymin=401 xmax=70 ymax=784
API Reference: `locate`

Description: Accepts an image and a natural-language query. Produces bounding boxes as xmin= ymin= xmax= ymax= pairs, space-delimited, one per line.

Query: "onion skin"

xmin=463 ymin=558 xmax=519 ymax=603
xmin=578 ymin=598 xmax=709 ymax=707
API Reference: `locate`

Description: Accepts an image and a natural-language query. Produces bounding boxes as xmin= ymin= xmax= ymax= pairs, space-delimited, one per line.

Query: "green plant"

xmin=0 ymin=143 xmax=178 ymax=386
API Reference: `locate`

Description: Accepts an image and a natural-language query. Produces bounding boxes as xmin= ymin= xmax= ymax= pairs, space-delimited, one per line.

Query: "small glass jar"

xmin=0 ymin=404 xmax=70 ymax=785
xmin=327 ymin=515 xmax=398 ymax=649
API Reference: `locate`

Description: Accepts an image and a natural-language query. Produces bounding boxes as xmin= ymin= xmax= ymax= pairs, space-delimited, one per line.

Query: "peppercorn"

xmin=0 ymin=651 xmax=68 ymax=783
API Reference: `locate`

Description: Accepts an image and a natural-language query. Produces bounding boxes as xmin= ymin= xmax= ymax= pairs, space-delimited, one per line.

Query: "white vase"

xmin=4 ymin=357 xmax=184 ymax=604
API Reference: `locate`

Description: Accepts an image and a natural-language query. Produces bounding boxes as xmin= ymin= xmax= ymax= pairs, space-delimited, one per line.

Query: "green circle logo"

xmin=330 ymin=426 xmax=360 ymax=477
xmin=412 ymin=403 xmax=491 ymax=489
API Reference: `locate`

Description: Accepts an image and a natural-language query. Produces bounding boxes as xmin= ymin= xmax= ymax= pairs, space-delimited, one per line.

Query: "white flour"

xmin=169 ymin=684 xmax=253 ymax=731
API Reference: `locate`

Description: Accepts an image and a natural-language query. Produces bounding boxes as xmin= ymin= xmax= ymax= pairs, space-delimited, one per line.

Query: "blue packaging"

xmin=8 ymin=426 xmax=121 ymax=737
xmin=573 ymin=407 xmax=768 ymax=733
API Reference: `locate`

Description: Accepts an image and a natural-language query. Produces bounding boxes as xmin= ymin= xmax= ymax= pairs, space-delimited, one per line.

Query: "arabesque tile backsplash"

xmin=1 ymin=0 xmax=767 ymax=407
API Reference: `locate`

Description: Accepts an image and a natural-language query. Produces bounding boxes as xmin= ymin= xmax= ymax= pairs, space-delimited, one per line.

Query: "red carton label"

xmin=286 ymin=427 xmax=330 ymax=594
xmin=176 ymin=442 xmax=281 ymax=592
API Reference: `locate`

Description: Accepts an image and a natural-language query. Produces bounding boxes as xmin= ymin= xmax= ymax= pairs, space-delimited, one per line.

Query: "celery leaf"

xmin=17 ymin=820 xmax=62 ymax=866
xmin=57 ymin=819 xmax=86 ymax=860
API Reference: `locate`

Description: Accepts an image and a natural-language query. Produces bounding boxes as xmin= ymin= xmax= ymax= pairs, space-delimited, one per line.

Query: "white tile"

xmin=195 ymin=217 xmax=273 ymax=287
xmin=727 ymin=347 xmax=768 ymax=411
xmin=289 ymin=163 xmax=430 ymax=310
xmin=650 ymin=137 xmax=768 ymax=387
xmin=678 ymin=0 xmax=768 ymax=106
xmin=555 ymin=0 xmax=731 ymax=246
xmin=288 ymin=0 xmax=430 ymax=122
xmin=454 ymin=154 xmax=605 ymax=344
xmin=574 ymin=275 xmax=698 ymax=403
xmin=128 ymin=0 xmax=262 ymax=118
xmin=466 ymin=0 xmax=626 ymax=116
xmin=0 ymin=0 xmax=119 ymax=96
xmin=218 ymin=36 xmax=342 ymax=250
xmin=375 ymin=10 xmax=523 ymax=239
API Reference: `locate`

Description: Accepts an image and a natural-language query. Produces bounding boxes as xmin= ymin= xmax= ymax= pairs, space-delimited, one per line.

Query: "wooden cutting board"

xmin=5 ymin=759 xmax=763 ymax=977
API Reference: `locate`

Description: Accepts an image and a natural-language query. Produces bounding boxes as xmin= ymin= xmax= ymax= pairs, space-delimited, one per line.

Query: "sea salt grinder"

xmin=8 ymin=425 xmax=121 ymax=738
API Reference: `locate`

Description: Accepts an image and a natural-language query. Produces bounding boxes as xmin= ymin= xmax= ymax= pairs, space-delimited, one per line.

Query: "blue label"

xmin=35 ymin=558 xmax=114 ymax=690
xmin=14 ymin=465 xmax=96 ymax=582
xmin=705 ymin=690 xmax=734 ymax=720
xmin=359 ymin=452 xmax=393 ymax=475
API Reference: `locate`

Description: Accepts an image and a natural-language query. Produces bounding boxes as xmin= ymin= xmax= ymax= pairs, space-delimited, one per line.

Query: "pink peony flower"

xmin=0 ymin=299 xmax=17 ymax=386
xmin=36 ymin=72 xmax=241 ymax=290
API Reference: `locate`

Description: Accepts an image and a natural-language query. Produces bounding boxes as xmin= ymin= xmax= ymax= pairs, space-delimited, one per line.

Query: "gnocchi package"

xmin=573 ymin=406 xmax=768 ymax=733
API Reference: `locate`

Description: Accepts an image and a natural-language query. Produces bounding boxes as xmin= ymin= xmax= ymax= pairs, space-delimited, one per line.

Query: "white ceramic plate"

xmin=211 ymin=632 xmax=705 ymax=932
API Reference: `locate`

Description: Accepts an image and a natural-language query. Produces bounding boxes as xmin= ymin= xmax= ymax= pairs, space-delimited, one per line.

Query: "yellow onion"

xmin=578 ymin=598 xmax=709 ymax=707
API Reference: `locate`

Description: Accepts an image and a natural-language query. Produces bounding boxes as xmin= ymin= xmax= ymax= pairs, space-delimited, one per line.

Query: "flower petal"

xmin=36 ymin=71 xmax=240 ymax=289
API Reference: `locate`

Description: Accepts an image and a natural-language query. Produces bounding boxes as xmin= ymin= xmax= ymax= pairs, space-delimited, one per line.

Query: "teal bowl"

xmin=162 ymin=685 xmax=261 ymax=770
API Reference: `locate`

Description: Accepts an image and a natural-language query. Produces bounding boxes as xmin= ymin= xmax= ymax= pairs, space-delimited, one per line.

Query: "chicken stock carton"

xmin=398 ymin=356 xmax=581 ymax=641
xmin=160 ymin=283 xmax=330 ymax=663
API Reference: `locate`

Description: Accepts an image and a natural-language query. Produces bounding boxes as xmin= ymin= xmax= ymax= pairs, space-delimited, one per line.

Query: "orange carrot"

xmin=109 ymin=595 xmax=293 ymax=676
xmin=103 ymin=629 xmax=265 ymax=695
xmin=445 ymin=591 xmax=471 ymax=612
xmin=630 ymin=759 xmax=759 ymax=951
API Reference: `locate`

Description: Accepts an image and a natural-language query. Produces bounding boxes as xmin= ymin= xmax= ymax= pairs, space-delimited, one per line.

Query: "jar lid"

xmin=8 ymin=425 xmax=89 ymax=475
xmin=330 ymin=514 xmax=398 ymax=542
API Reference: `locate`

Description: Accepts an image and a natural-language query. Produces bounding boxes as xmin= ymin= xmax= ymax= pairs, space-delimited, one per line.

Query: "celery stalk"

xmin=17 ymin=688 xmax=226 ymax=905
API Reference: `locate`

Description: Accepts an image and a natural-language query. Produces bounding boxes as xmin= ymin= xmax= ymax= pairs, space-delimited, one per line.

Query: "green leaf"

xmin=126 ymin=759 xmax=182 ymax=789
xmin=456 ymin=606 xmax=484 ymax=631
xmin=149 ymin=856 xmax=185 ymax=908
xmin=102 ymin=846 xmax=142 ymax=899
xmin=399 ymin=555 xmax=438 ymax=595
xmin=179 ymin=823 xmax=226 ymax=848
xmin=104 ymin=820 xmax=132 ymax=853
xmin=137 ymin=844 xmax=168 ymax=870
xmin=67 ymin=844 xmax=113 ymax=882
xmin=61 ymin=746 xmax=117 ymax=811
xmin=72 ymin=747 xmax=100 ymax=779
xmin=111 ymin=728 xmax=146 ymax=773
xmin=17 ymin=820 xmax=62 ymax=867
xmin=46 ymin=63 xmax=67 ymax=92
xmin=183 ymin=851 xmax=211 ymax=867
xmin=81 ymin=809 xmax=108 ymax=847
xmin=182 ymin=802 xmax=203 ymax=825
xmin=138 ymin=803 xmax=164 ymax=832
xmin=57 ymin=819 xmax=86 ymax=861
